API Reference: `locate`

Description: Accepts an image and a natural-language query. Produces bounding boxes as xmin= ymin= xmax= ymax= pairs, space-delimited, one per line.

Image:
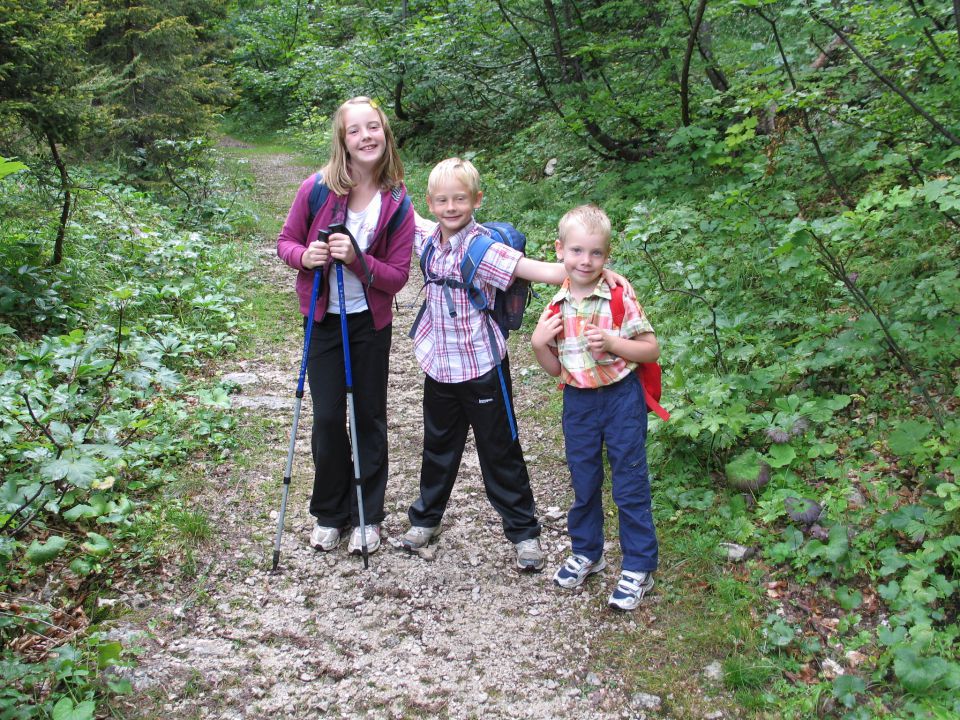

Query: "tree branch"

xmin=637 ymin=234 xmax=727 ymax=374
xmin=79 ymin=308 xmax=125 ymax=444
xmin=757 ymin=9 xmax=854 ymax=209
xmin=906 ymin=0 xmax=946 ymax=60
xmin=806 ymin=229 xmax=944 ymax=427
xmin=954 ymin=0 xmax=960 ymax=47
xmin=810 ymin=11 xmax=960 ymax=147
xmin=22 ymin=394 xmax=60 ymax=451
xmin=0 ymin=481 xmax=53 ymax=535
xmin=46 ymin=133 xmax=71 ymax=266
xmin=12 ymin=485 xmax=69 ymax=539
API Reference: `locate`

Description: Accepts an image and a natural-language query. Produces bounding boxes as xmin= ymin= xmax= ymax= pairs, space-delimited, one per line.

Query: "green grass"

xmin=168 ymin=507 xmax=212 ymax=545
xmin=594 ymin=526 xmax=762 ymax=717
xmin=214 ymin=127 xmax=321 ymax=162
xmin=242 ymin=283 xmax=291 ymax=350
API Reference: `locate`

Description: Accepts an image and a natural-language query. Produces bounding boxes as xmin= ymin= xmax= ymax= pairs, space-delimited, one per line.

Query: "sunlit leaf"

xmin=25 ymin=535 xmax=69 ymax=564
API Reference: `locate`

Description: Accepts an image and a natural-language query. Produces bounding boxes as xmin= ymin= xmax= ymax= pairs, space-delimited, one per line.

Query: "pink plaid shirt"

xmin=413 ymin=218 xmax=521 ymax=382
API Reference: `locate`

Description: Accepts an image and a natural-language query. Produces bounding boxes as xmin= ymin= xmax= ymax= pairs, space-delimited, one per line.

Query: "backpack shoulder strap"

xmin=385 ymin=193 xmax=411 ymax=239
xmin=458 ymin=232 xmax=498 ymax=312
xmin=306 ymin=172 xmax=329 ymax=229
xmin=419 ymin=242 xmax=434 ymax=278
xmin=460 ymin=232 xmax=497 ymax=287
xmin=609 ymin=284 xmax=625 ymax=328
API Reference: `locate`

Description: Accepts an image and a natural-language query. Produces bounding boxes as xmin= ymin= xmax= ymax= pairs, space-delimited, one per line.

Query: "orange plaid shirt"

xmin=548 ymin=279 xmax=655 ymax=389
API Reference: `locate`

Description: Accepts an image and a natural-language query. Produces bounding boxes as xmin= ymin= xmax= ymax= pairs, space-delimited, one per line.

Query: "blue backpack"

xmin=417 ymin=222 xmax=533 ymax=339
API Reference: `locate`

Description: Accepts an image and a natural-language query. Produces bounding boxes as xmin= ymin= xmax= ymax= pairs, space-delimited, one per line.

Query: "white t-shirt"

xmin=328 ymin=192 xmax=382 ymax=314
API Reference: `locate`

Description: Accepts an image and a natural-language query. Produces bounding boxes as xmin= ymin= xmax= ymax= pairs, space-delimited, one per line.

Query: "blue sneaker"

xmin=608 ymin=570 xmax=655 ymax=610
xmin=553 ymin=554 xmax=606 ymax=589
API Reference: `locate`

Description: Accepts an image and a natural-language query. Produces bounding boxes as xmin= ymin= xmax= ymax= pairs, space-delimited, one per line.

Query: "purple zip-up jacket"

xmin=276 ymin=175 xmax=415 ymax=330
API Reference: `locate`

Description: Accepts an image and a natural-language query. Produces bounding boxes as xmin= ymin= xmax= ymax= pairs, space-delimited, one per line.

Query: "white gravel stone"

xmin=703 ymin=660 xmax=724 ymax=681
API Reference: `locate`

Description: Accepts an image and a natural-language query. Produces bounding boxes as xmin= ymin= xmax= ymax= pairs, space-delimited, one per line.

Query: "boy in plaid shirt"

xmin=531 ymin=205 xmax=661 ymax=609
xmin=401 ymin=160 xmax=630 ymax=572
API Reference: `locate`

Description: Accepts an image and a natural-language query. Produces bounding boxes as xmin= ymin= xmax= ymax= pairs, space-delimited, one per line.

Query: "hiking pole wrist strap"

xmin=328 ymin=222 xmax=374 ymax=286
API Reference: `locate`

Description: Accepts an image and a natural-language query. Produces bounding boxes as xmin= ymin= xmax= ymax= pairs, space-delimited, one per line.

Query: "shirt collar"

xmin=550 ymin=277 xmax=612 ymax=305
xmin=431 ymin=217 xmax=479 ymax=253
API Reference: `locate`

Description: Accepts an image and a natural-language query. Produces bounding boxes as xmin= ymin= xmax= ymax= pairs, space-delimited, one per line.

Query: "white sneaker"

xmin=608 ymin=570 xmax=655 ymax=611
xmin=553 ymin=554 xmax=606 ymax=589
xmin=348 ymin=525 xmax=381 ymax=555
xmin=310 ymin=525 xmax=341 ymax=552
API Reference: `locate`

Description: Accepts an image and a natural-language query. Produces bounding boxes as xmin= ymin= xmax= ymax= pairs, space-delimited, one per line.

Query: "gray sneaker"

xmin=401 ymin=525 xmax=439 ymax=551
xmin=348 ymin=525 xmax=381 ymax=555
xmin=310 ymin=524 xmax=341 ymax=552
xmin=515 ymin=538 xmax=545 ymax=573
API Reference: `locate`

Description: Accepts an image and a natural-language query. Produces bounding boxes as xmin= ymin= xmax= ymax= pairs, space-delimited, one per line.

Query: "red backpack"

xmin=548 ymin=285 xmax=669 ymax=421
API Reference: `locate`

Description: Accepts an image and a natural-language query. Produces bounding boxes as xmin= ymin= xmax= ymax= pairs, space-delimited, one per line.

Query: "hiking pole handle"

xmin=328 ymin=221 xmax=373 ymax=285
xmin=272 ymin=232 xmax=328 ymax=572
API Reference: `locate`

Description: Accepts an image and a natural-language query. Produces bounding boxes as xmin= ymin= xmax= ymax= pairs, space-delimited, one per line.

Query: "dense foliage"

xmin=0 ymin=148 xmax=255 ymax=716
xmin=2 ymin=0 xmax=958 ymax=717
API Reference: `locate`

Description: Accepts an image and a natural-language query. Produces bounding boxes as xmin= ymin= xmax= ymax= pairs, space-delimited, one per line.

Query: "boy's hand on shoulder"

xmin=531 ymin=306 xmax=562 ymax=350
xmin=602 ymin=268 xmax=635 ymax=299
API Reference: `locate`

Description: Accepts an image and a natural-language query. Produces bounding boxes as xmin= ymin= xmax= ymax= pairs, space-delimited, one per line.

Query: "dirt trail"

xmin=116 ymin=149 xmax=672 ymax=719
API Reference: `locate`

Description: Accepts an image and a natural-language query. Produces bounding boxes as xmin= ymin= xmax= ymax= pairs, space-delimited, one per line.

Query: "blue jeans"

xmin=562 ymin=373 xmax=658 ymax=573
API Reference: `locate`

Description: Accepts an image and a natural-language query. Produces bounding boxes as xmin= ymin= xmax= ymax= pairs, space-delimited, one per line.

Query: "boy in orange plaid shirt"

xmin=531 ymin=205 xmax=661 ymax=610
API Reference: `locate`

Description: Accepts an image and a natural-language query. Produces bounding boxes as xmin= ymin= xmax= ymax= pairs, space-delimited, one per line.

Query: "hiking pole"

xmin=329 ymin=222 xmax=369 ymax=569
xmin=272 ymin=231 xmax=328 ymax=572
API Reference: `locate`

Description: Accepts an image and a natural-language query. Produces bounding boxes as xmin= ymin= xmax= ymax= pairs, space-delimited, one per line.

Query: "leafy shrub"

xmin=0 ymin=155 xmax=252 ymax=717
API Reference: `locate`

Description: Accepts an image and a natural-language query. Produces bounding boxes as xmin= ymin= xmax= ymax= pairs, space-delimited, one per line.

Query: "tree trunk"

xmin=393 ymin=75 xmax=409 ymax=121
xmin=699 ymin=21 xmax=730 ymax=92
xmin=681 ymin=0 xmax=708 ymax=126
xmin=394 ymin=0 xmax=410 ymax=121
xmin=680 ymin=2 xmax=729 ymax=92
xmin=954 ymin=0 xmax=960 ymax=47
xmin=810 ymin=34 xmax=845 ymax=70
xmin=47 ymin=133 xmax=71 ymax=266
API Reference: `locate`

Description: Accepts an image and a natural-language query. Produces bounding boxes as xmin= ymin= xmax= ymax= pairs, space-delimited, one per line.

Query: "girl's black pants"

xmin=306 ymin=310 xmax=391 ymax=528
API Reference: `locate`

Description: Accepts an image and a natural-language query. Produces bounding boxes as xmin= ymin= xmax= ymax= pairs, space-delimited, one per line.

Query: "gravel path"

xmin=115 ymin=148 xmax=670 ymax=719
